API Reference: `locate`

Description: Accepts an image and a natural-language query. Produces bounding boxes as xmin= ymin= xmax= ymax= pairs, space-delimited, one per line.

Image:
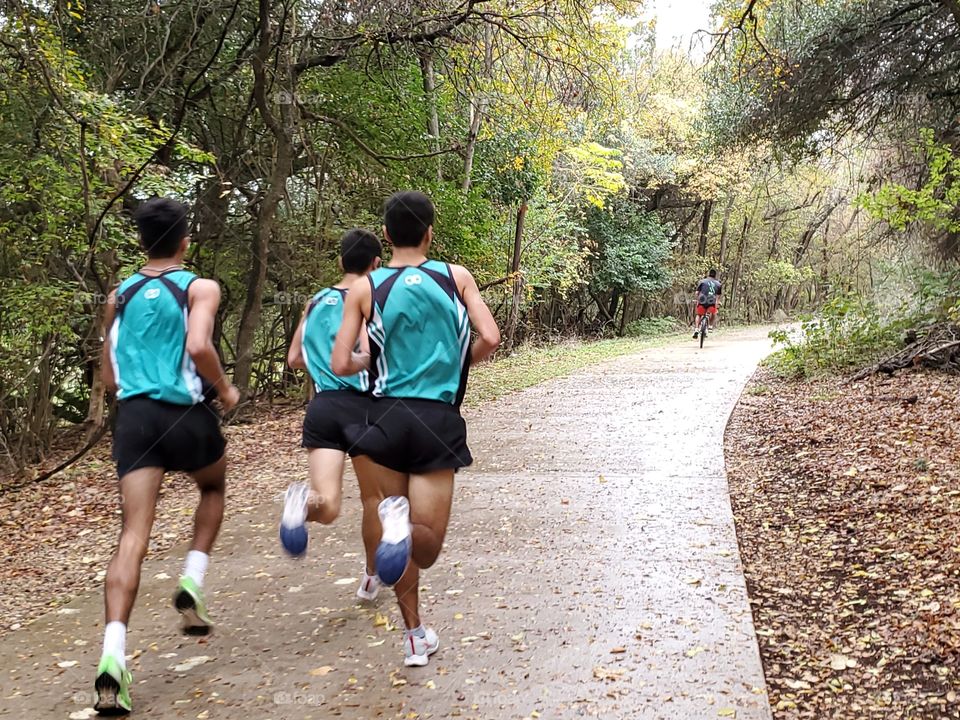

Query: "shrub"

xmin=624 ymin=316 xmax=682 ymax=337
xmin=766 ymin=268 xmax=960 ymax=378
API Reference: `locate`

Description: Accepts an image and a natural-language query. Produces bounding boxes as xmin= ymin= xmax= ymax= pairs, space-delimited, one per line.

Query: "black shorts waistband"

xmin=118 ymin=396 xmax=200 ymax=410
xmin=368 ymin=396 xmax=459 ymax=412
xmin=314 ymin=389 xmax=369 ymax=399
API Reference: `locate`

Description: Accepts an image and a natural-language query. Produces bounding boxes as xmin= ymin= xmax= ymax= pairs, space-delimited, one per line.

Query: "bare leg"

xmin=393 ymin=562 xmax=421 ymax=629
xmin=104 ymin=467 xmax=164 ymax=624
xmin=408 ymin=469 xmax=455 ymax=569
xmin=351 ymin=455 xmax=404 ymax=573
xmin=188 ymin=455 xmax=226 ymax=554
xmin=304 ymin=448 xmax=345 ymax=524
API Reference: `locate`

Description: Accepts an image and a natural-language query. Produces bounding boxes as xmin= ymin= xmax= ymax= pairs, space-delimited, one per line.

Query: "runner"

xmin=279 ymin=228 xmax=386 ymax=601
xmin=331 ymin=191 xmax=500 ymax=666
xmin=94 ymin=197 xmax=239 ymax=715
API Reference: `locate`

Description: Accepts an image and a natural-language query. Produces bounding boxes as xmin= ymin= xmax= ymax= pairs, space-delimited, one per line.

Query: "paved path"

xmin=0 ymin=327 xmax=774 ymax=719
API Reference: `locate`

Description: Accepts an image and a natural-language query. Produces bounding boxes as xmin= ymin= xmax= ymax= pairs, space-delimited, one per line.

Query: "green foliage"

xmin=765 ymin=295 xmax=906 ymax=378
xmin=587 ymin=201 xmax=673 ymax=295
xmin=474 ymin=131 xmax=545 ymax=208
xmin=560 ymin=142 xmax=626 ymax=208
xmin=858 ymin=129 xmax=960 ymax=234
xmin=624 ymin=316 xmax=681 ymax=337
xmin=766 ymin=268 xmax=960 ymax=378
xmin=747 ymin=261 xmax=815 ymax=296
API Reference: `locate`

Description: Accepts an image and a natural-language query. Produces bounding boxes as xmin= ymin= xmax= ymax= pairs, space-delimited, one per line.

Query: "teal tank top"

xmin=109 ymin=269 xmax=204 ymax=405
xmin=302 ymin=287 xmax=368 ymax=393
xmin=366 ymin=260 xmax=470 ymax=405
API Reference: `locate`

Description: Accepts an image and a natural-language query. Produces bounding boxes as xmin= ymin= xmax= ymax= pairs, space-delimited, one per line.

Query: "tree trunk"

xmin=419 ymin=50 xmax=442 ymax=181
xmin=794 ymin=196 xmax=842 ymax=264
xmin=462 ymin=25 xmax=493 ymax=192
xmin=504 ymin=202 xmax=528 ymax=352
xmin=697 ymin=199 xmax=714 ymax=256
xmin=718 ymin=194 xmax=735 ymax=266
xmin=729 ymin=215 xmax=751 ymax=313
xmin=236 ymin=0 xmax=297 ymax=395
xmin=607 ymin=290 xmax=621 ymax=322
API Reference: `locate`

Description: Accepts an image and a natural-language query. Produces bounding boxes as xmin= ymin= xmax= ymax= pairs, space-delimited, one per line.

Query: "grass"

xmin=463 ymin=332 xmax=684 ymax=408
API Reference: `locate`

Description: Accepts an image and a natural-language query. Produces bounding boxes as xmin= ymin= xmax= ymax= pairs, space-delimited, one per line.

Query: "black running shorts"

xmin=112 ymin=397 xmax=226 ymax=478
xmin=346 ymin=397 xmax=473 ymax=474
xmin=301 ymin=389 xmax=372 ymax=453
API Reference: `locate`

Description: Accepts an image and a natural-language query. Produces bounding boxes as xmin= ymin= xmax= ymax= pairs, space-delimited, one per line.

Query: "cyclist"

xmin=693 ymin=269 xmax=722 ymax=339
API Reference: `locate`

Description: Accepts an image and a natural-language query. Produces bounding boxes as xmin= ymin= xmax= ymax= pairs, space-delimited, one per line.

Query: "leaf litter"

xmin=727 ymin=367 xmax=960 ymax=719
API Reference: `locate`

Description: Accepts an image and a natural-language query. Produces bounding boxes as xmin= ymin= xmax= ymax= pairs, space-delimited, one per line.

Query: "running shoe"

xmin=93 ymin=653 xmax=133 ymax=715
xmin=375 ymin=496 xmax=411 ymax=586
xmin=403 ymin=627 xmax=440 ymax=667
xmin=173 ymin=576 xmax=213 ymax=635
xmin=279 ymin=482 xmax=310 ymax=557
xmin=356 ymin=570 xmax=382 ymax=602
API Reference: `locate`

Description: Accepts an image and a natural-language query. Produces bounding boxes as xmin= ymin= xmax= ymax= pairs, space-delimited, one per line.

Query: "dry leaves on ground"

xmin=0 ymin=404 xmax=307 ymax=632
xmin=727 ymin=367 xmax=960 ymax=720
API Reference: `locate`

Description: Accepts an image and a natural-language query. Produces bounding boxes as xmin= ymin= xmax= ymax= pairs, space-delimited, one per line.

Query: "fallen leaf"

xmin=171 ymin=656 xmax=212 ymax=672
xmin=829 ymin=654 xmax=857 ymax=671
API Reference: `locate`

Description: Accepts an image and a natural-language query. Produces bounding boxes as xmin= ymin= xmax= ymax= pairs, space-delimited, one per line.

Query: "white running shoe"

xmin=403 ymin=627 xmax=440 ymax=667
xmin=356 ymin=570 xmax=382 ymax=602
xmin=375 ymin=496 xmax=412 ymax=586
xmin=279 ymin=482 xmax=310 ymax=556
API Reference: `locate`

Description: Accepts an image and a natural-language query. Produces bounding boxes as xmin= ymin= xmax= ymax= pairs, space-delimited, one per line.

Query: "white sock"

xmin=404 ymin=624 xmax=426 ymax=638
xmin=183 ymin=550 xmax=209 ymax=587
xmin=102 ymin=621 xmax=126 ymax=666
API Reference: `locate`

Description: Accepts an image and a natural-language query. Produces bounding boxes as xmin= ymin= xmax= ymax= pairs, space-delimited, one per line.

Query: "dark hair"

xmin=340 ymin=228 xmax=382 ymax=273
xmin=708 ymin=268 xmax=717 ymax=278
xmin=134 ymin=197 xmax=189 ymax=258
xmin=383 ymin=191 xmax=435 ymax=248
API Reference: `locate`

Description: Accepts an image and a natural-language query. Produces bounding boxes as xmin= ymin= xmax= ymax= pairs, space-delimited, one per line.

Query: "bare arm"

xmin=332 ymin=278 xmax=371 ymax=376
xmin=452 ymin=265 xmax=501 ymax=364
xmin=100 ymin=290 xmax=118 ymax=393
xmin=187 ymin=279 xmax=240 ymax=410
xmin=287 ymin=302 xmax=310 ymax=370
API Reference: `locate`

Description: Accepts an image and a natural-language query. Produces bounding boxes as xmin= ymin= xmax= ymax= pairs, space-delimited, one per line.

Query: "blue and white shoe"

xmin=375 ymin=496 xmax=411 ymax=586
xmin=279 ymin=482 xmax=309 ymax=557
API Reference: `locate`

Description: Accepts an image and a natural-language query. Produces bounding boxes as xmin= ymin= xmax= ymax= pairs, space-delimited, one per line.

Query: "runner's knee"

xmin=411 ymin=524 xmax=444 ymax=568
xmin=310 ymin=492 xmax=341 ymax=524
xmin=116 ymin=530 xmax=149 ymax=564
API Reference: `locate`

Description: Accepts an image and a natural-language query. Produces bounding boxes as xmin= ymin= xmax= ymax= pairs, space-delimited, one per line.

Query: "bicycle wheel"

xmin=700 ymin=316 xmax=707 ymax=348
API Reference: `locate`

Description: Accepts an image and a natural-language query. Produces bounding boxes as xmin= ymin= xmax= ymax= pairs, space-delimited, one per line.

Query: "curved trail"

xmin=0 ymin=327 xmax=774 ymax=719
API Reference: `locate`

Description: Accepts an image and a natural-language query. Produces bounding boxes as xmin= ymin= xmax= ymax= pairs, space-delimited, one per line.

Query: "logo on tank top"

xmin=404 ymin=274 xmax=423 ymax=286
xmin=144 ymin=288 xmax=161 ymax=300
xmin=323 ymin=296 xmax=339 ymax=305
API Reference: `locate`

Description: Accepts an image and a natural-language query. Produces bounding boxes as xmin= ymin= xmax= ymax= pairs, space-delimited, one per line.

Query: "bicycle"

xmin=697 ymin=312 xmax=709 ymax=348
xmin=693 ymin=306 xmax=718 ymax=348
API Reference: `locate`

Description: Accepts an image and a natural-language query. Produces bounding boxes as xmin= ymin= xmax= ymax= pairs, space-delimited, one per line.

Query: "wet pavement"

xmin=0 ymin=327 xmax=775 ymax=719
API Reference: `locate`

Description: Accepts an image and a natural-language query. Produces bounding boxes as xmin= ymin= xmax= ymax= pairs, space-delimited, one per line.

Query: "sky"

xmin=647 ymin=0 xmax=715 ymax=56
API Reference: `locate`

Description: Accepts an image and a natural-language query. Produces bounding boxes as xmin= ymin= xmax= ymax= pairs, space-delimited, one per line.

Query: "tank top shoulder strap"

xmin=369 ymin=267 xmax=404 ymax=312
xmin=116 ymin=269 xmax=196 ymax=316
xmin=305 ymin=286 xmax=342 ymax=317
xmin=418 ymin=260 xmax=458 ymax=302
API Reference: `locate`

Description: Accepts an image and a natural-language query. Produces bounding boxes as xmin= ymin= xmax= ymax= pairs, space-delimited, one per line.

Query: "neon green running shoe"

xmin=173 ymin=576 xmax=213 ymax=635
xmin=94 ymin=653 xmax=132 ymax=715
